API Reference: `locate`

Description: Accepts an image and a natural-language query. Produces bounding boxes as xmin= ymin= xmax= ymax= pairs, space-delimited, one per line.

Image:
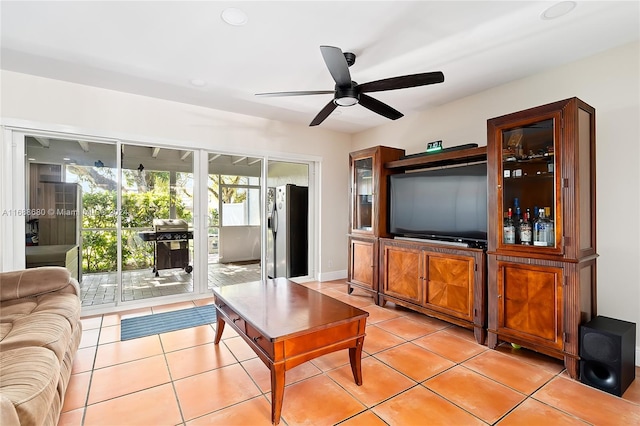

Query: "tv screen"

xmin=389 ymin=163 xmax=488 ymax=245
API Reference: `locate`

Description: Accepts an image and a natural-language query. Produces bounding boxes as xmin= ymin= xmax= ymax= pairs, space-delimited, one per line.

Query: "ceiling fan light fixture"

xmin=334 ymin=85 xmax=359 ymax=106
xmin=221 ymin=7 xmax=248 ymax=26
xmin=334 ymin=96 xmax=359 ymax=107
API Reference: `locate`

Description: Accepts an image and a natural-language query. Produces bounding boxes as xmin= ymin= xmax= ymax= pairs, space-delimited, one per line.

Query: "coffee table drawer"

xmin=216 ymin=302 xmax=247 ymax=332
xmin=245 ymin=323 xmax=274 ymax=358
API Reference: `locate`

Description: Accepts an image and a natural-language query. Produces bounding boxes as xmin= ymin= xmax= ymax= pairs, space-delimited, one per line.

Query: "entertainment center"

xmin=346 ymin=97 xmax=597 ymax=378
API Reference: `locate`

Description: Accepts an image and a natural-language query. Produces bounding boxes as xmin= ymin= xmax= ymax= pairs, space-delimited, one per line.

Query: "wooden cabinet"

xmin=493 ymin=258 xmax=565 ymax=351
xmin=348 ymin=236 xmax=377 ymax=291
xmin=380 ymin=238 xmax=486 ymax=344
xmin=487 ymin=97 xmax=597 ymax=378
xmin=347 ymin=146 xmax=404 ymax=299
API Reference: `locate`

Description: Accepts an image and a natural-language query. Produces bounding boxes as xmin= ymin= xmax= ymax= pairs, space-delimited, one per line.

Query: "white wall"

xmin=0 ymin=70 xmax=352 ymax=279
xmin=353 ymin=41 xmax=640 ymax=353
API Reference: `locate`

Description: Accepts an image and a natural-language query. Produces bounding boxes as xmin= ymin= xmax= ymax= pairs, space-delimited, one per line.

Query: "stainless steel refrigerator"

xmin=266 ymin=184 xmax=308 ymax=278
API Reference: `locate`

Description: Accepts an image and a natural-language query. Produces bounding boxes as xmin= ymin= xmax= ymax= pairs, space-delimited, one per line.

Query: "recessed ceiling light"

xmin=541 ymin=1 xmax=577 ymax=20
xmin=221 ymin=7 xmax=248 ymax=26
xmin=189 ymin=79 xmax=207 ymax=87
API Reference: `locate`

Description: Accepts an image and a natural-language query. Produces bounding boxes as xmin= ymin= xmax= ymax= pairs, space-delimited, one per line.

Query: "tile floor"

xmin=60 ymin=280 xmax=640 ymax=426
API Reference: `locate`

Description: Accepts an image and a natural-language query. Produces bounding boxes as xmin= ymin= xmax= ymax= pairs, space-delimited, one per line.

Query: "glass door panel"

xmin=120 ymin=144 xmax=194 ymax=301
xmin=267 ymin=160 xmax=310 ymax=279
xmin=25 ymin=136 xmax=118 ymax=308
xmin=353 ymin=157 xmax=373 ymax=232
xmin=500 ymin=118 xmax=557 ymax=248
xmin=208 ymin=154 xmax=263 ymax=288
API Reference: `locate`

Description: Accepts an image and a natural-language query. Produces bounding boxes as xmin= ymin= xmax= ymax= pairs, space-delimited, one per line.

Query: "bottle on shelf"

xmin=544 ymin=206 xmax=555 ymax=246
xmin=503 ymin=208 xmax=516 ymax=244
xmin=533 ymin=209 xmax=552 ymax=246
xmin=513 ymin=198 xmax=522 ymax=244
xmin=519 ymin=209 xmax=532 ymax=245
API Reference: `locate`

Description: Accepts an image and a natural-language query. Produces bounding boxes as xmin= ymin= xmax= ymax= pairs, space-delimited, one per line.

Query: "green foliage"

xmin=81 ymin=190 xmax=192 ymax=272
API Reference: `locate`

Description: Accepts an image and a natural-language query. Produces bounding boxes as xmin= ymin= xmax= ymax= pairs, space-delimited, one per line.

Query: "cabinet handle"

xmin=497 ymin=185 xmax=502 ymax=189
xmin=253 ymin=336 xmax=262 ymax=343
xmin=498 ymin=294 xmax=502 ymax=298
xmin=232 ymin=317 xmax=241 ymax=323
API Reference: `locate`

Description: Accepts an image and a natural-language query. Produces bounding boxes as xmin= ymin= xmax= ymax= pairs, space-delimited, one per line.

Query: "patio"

xmin=79 ymin=260 xmax=261 ymax=307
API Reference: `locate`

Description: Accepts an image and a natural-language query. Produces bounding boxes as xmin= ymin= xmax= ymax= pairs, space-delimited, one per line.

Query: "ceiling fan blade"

xmin=359 ymin=94 xmax=403 ymax=120
xmin=309 ymin=100 xmax=338 ymax=126
xmin=320 ymin=46 xmax=352 ymax=88
xmin=359 ymin=71 xmax=444 ymax=93
xmin=256 ymin=90 xmax=334 ymax=97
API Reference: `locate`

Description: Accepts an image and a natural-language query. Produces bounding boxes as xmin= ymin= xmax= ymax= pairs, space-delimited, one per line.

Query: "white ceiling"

xmin=1 ymin=1 xmax=638 ymax=134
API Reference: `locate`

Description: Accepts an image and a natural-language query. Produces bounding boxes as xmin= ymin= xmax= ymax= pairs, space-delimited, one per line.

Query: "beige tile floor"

xmin=60 ymin=280 xmax=640 ymax=426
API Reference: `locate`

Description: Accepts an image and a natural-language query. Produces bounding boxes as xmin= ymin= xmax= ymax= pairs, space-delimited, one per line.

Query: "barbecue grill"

xmin=139 ymin=219 xmax=193 ymax=276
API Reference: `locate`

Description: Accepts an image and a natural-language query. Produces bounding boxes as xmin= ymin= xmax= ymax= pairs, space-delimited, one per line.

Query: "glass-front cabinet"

xmin=347 ymin=146 xmax=404 ymax=300
xmin=353 ymin=157 xmax=373 ymax=232
xmin=487 ymin=98 xmax=597 ymax=380
xmin=348 ymin=146 xmax=404 ymax=236
xmin=497 ymin=115 xmax=562 ymax=254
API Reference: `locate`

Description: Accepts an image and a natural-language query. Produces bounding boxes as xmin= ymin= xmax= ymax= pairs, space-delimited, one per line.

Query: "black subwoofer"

xmin=580 ymin=316 xmax=636 ymax=397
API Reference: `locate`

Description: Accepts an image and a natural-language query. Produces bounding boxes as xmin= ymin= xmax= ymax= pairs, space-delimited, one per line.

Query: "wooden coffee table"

xmin=213 ymin=278 xmax=369 ymax=425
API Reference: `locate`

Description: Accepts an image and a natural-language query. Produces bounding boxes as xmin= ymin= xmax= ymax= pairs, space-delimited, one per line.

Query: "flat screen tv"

xmin=389 ymin=162 xmax=488 ymax=247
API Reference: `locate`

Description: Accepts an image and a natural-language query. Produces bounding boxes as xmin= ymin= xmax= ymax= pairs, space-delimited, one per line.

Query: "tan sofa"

xmin=0 ymin=267 xmax=82 ymax=426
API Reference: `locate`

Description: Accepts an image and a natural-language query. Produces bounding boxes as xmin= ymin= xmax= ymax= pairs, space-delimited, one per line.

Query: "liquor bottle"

xmin=513 ymin=198 xmax=522 ymax=244
xmin=519 ymin=210 xmax=532 ymax=245
xmin=544 ymin=206 xmax=555 ymax=246
xmin=533 ymin=209 xmax=551 ymax=246
xmin=503 ymin=208 xmax=516 ymax=244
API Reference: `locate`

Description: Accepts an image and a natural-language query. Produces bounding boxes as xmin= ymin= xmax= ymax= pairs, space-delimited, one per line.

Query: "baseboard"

xmin=317 ymin=269 xmax=347 ymax=282
xmin=636 ymin=346 xmax=640 ymax=367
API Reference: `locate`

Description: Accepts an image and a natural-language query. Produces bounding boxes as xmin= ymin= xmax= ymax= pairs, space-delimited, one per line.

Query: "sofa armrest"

xmin=0 ymin=267 xmax=79 ymax=302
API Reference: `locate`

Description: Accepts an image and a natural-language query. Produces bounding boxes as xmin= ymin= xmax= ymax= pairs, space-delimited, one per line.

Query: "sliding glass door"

xmin=16 ymin=129 xmax=317 ymax=311
xmin=25 ymin=136 xmax=119 ymax=307
xmin=207 ymin=154 xmax=262 ymax=288
xmin=119 ymin=143 xmax=195 ymax=302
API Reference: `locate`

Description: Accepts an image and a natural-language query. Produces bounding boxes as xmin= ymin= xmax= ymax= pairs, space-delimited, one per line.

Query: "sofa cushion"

xmin=0 ymin=347 xmax=61 ymax=426
xmin=0 ymin=267 xmax=76 ymax=301
xmin=0 ymin=312 xmax=72 ymax=361
xmin=0 ymin=299 xmax=39 ymax=323
xmin=1 ymin=292 xmax=80 ymax=322
xmin=34 ymin=293 xmax=82 ymax=326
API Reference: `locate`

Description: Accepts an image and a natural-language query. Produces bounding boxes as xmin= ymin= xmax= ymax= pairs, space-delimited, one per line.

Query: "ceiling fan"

xmin=256 ymin=45 xmax=444 ymax=126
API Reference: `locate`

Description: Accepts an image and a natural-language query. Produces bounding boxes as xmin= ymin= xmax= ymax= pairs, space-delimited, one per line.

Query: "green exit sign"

xmin=426 ymin=140 xmax=443 ymax=152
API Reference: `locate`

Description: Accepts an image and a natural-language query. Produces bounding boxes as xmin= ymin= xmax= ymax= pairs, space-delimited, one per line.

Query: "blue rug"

xmin=120 ymin=305 xmax=217 ymax=341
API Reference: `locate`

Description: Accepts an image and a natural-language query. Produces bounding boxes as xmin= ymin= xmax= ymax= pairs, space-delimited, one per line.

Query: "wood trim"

xmin=385 ymin=146 xmax=487 ymax=171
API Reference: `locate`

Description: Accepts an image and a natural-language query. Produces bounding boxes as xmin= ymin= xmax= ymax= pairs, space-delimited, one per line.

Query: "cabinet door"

xmin=496 ymin=261 xmax=564 ymax=350
xmin=425 ymin=253 xmax=474 ymax=321
xmin=489 ymin=110 xmax=563 ymax=254
xmin=349 ymin=146 xmax=404 ymax=237
xmin=349 ymin=238 xmax=376 ymax=289
xmin=351 ymin=155 xmax=374 ymax=234
xmin=381 ymin=244 xmax=422 ymax=304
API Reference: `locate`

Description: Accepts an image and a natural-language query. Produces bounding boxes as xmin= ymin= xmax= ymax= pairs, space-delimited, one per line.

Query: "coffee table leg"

xmin=349 ymin=337 xmax=365 ymax=385
xmin=213 ymin=313 xmax=225 ymax=344
xmin=270 ymin=362 xmax=285 ymax=425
